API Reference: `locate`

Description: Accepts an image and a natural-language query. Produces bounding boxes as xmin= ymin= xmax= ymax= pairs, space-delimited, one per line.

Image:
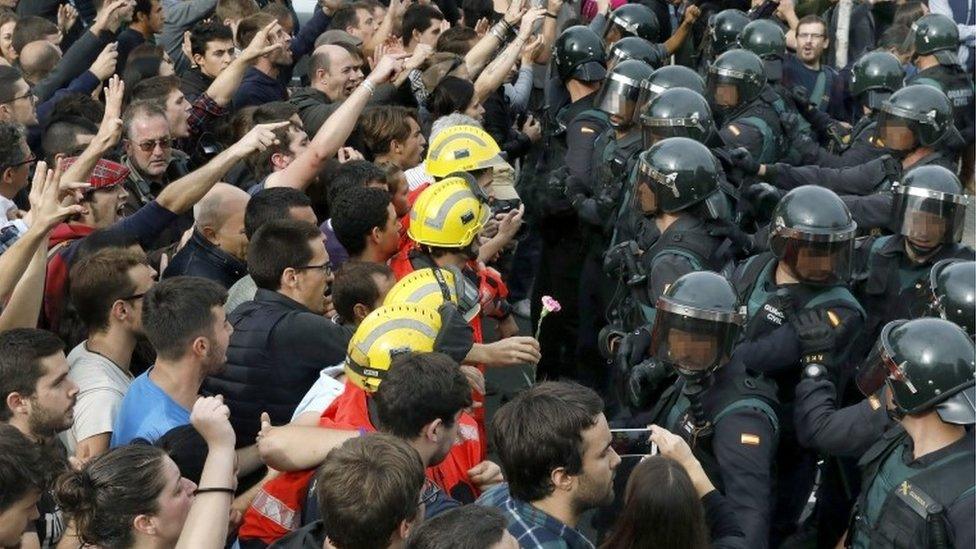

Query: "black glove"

xmin=741 ymin=182 xmax=781 ymax=222
xmin=729 ymin=147 xmax=761 ymax=176
xmin=790 ymin=85 xmax=813 ymax=113
xmin=790 ymin=308 xmax=836 ymax=368
xmin=706 ymin=217 xmax=756 ymax=256
xmin=615 ymin=327 xmax=652 ymax=376
xmin=626 ymin=358 xmax=671 ymax=410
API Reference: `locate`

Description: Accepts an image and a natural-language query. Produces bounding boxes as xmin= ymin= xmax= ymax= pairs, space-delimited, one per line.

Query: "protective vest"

xmin=765 ymin=85 xmax=815 ymax=165
xmin=849 ymin=427 xmax=975 ymax=549
xmin=647 ymin=370 xmax=780 ymax=492
xmin=725 ymin=97 xmax=786 ymax=164
xmin=909 ymin=65 xmax=976 ymax=137
xmin=238 ymin=381 xmax=484 ymax=545
xmin=587 ymin=129 xmax=644 ymax=234
xmin=537 ymin=105 xmax=612 ymax=220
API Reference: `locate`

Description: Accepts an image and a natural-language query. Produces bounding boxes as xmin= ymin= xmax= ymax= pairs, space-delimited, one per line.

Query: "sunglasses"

xmin=134 ymin=138 xmax=173 ymax=153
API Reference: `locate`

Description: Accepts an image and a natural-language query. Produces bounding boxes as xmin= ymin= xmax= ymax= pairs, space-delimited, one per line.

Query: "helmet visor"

xmin=707 ymin=72 xmax=742 ymax=109
xmin=893 ymin=188 xmax=969 ymax=245
xmin=650 ymin=307 xmax=740 ymax=374
xmin=640 ymin=112 xmax=709 ymax=147
xmin=632 ymin=161 xmax=659 ymax=215
xmin=771 ymin=237 xmax=854 ymax=286
xmin=875 ymin=112 xmax=918 ymax=151
xmin=604 ymin=22 xmax=628 ymax=45
xmin=596 ymin=75 xmax=643 ymax=126
xmin=856 ymin=329 xmax=919 ymax=398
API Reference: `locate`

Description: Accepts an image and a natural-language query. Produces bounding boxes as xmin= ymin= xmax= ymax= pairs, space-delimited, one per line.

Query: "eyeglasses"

xmin=294 ymin=261 xmax=334 ymax=276
xmin=2 ymin=154 xmax=35 ymax=170
xmin=134 ymin=138 xmax=173 ymax=153
xmin=797 ymin=33 xmax=825 ymax=40
xmin=4 ymin=87 xmax=35 ymax=104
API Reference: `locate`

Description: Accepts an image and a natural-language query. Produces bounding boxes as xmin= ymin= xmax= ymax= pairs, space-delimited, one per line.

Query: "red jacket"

xmin=238 ymin=381 xmax=484 ymax=545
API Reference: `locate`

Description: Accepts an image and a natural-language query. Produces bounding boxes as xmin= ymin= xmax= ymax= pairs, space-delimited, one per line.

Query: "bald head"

xmin=20 ymin=41 xmax=61 ymax=85
xmin=309 ymin=44 xmax=364 ymax=101
xmin=194 ymin=183 xmax=251 ymax=260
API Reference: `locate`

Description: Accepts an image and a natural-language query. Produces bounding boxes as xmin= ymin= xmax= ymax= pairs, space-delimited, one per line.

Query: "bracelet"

xmin=361 ymin=79 xmax=377 ymax=96
xmin=544 ymin=11 xmax=557 ymax=18
xmin=193 ymin=487 xmax=236 ymax=495
xmin=490 ymin=21 xmax=509 ymax=41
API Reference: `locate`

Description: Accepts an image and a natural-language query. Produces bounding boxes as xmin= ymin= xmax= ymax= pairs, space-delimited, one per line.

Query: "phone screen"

xmin=610 ymin=428 xmax=655 ymax=458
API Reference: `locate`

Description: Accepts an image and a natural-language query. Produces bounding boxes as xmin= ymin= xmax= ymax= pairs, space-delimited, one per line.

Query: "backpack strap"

xmin=737 ymin=115 xmax=777 ymax=163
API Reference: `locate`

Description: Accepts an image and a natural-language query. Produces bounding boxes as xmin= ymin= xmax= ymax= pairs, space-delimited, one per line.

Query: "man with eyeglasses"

xmin=119 ymin=101 xmax=183 ymax=218
xmin=783 ymin=14 xmax=838 ymax=113
xmin=62 ymin=248 xmax=156 ymax=461
xmin=0 ymin=122 xmax=33 ymax=224
xmin=204 ymin=218 xmax=349 ymax=446
xmin=0 ymin=65 xmax=38 ymax=128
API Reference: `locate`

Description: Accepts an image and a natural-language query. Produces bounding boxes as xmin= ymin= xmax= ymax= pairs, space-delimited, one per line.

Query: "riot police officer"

xmin=533 ymin=25 xmax=611 ymax=383
xmin=740 ymin=85 xmax=963 ymax=232
xmin=602 ymin=3 xmax=661 ymax=45
xmin=570 ymin=58 xmax=654 ymax=397
xmin=729 ymin=185 xmax=866 ymax=545
xmin=707 ymin=48 xmax=787 ymax=165
xmin=634 ymin=64 xmax=706 ymax=120
xmin=697 ymin=9 xmax=750 ymax=73
xmin=851 ymin=165 xmax=974 ymax=358
xmin=635 ymin=271 xmax=780 ymax=549
xmin=907 ymin=13 xmax=976 ymax=144
xmin=608 ymin=36 xmax=663 ymax=70
xmin=929 ymin=259 xmax=975 ymax=336
xmin=796 ymin=318 xmax=975 ymax=549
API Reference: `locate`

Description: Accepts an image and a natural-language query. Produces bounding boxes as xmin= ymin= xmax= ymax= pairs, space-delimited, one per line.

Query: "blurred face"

xmin=572 ymin=414 xmax=620 ymax=510
xmin=879 ymin=119 xmax=916 ymax=152
xmin=396 ymin=117 xmax=426 ymax=169
xmin=83 ymin=184 xmax=129 ymax=228
xmin=127 ymin=115 xmax=173 ymax=178
xmin=796 ymin=22 xmax=828 ymax=65
xmin=666 ymin=328 xmax=720 ymax=371
xmin=465 ymin=97 xmax=485 ymax=123
xmin=321 ymin=49 xmax=364 ymax=100
xmin=296 ymin=237 xmax=334 ymax=314
xmin=714 ymin=83 xmax=739 ymax=107
xmin=2 ymin=78 xmax=37 ymax=126
xmin=794 ymin=245 xmax=835 ymax=283
xmin=149 ymin=457 xmax=196 ymax=543
xmin=27 ymin=351 xmax=78 ymax=437
xmin=0 ymin=21 xmax=15 ymax=63
xmin=904 ymin=209 xmax=947 ymax=251
xmin=196 ymin=39 xmax=236 ymax=79
xmin=413 ymin=18 xmax=444 ymax=48
xmin=0 ymin=491 xmax=40 ymax=547
xmin=635 ymin=180 xmax=657 ymax=215
xmin=164 ymin=89 xmax=191 ymax=139
xmin=605 ymin=24 xmax=624 ymax=46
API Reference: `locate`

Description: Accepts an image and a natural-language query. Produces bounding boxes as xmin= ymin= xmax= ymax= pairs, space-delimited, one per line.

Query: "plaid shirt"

xmin=0 ymin=220 xmax=27 ymax=254
xmin=477 ymin=484 xmax=595 ymax=549
xmin=188 ymin=93 xmax=227 ymax=142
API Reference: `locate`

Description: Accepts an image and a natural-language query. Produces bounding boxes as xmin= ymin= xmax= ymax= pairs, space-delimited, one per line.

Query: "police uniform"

xmin=908 ymin=64 xmax=976 ymax=143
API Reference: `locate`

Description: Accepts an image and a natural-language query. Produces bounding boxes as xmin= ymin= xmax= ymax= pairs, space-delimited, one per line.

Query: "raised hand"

xmin=367 ymin=53 xmax=409 ymax=85
xmin=90 ymin=42 xmax=119 ymax=82
xmin=240 ymin=20 xmax=285 ymax=62
xmin=405 ymin=43 xmax=434 ymax=71
xmin=505 ymin=0 xmax=528 ymax=25
xmin=231 ymin=121 xmax=290 ymax=156
xmin=518 ymin=7 xmax=547 ymax=38
xmin=190 ymin=395 xmax=236 ymax=450
xmin=475 ymin=17 xmax=490 ymax=37
xmin=27 ymin=160 xmax=86 ymax=232
xmin=58 ymin=3 xmax=79 ymax=34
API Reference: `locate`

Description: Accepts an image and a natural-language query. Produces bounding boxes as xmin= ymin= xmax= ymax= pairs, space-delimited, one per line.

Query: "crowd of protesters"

xmin=0 ymin=0 xmax=974 ymax=547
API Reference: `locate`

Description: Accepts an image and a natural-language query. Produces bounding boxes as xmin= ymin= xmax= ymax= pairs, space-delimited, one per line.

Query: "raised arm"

xmin=533 ymin=0 xmax=564 ymax=65
xmin=663 ymin=5 xmax=701 ymax=55
xmin=466 ymin=0 xmax=526 ymax=78
xmin=265 ymin=53 xmax=407 ymax=191
xmin=364 ymin=0 xmax=403 ymax=57
xmin=473 ymin=10 xmax=544 ymax=105
xmin=256 ymin=413 xmax=357 ymax=471
xmin=205 ymin=20 xmax=284 ymax=106
xmin=157 ymin=122 xmax=290 ymax=214
xmin=62 ymin=76 xmax=124 ymax=186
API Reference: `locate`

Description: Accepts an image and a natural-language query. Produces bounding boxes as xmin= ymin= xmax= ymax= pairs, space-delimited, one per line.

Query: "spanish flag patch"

xmin=868 ymin=395 xmax=882 ymax=410
xmin=741 ymin=433 xmax=761 ymax=445
xmin=728 ymin=124 xmax=741 ymax=136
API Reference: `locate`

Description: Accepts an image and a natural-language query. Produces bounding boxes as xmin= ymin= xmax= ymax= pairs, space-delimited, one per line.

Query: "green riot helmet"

xmin=608 ymin=36 xmax=661 ymax=70
xmin=929 ymin=259 xmax=976 ymax=336
xmin=707 ymin=49 xmax=767 ymax=114
xmin=635 ymin=65 xmax=706 ymax=119
xmin=640 ymin=87 xmax=715 ymax=146
xmin=650 ymin=271 xmax=745 ymax=379
xmin=604 ymin=4 xmax=661 ymax=45
xmin=709 ymin=9 xmax=750 ymax=55
xmin=769 ymin=185 xmax=857 ymax=286
xmin=632 ymin=137 xmax=720 ymax=216
xmin=910 ymin=13 xmax=962 ymax=65
xmin=892 ymin=165 xmax=970 ymax=253
xmin=875 ymin=84 xmax=955 ymax=153
xmin=738 ymin=19 xmax=786 ymax=82
xmin=849 ymin=51 xmax=904 ymax=112
xmin=595 ymin=59 xmax=655 ymax=128
xmin=857 ymin=318 xmax=976 ymax=424
xmin=553 ymin=26 xmax=607 ymax=82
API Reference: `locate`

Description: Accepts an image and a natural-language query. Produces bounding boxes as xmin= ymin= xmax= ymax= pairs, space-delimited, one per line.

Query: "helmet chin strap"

xmin=904 ymin=238 xmax=943 ymax=262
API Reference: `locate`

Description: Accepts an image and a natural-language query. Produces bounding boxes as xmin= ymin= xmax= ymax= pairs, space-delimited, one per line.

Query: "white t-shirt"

xmin=59 ymin=341 xmax=134 ymax=454
xmin=290 ymin=364 xmax=346 ymax=420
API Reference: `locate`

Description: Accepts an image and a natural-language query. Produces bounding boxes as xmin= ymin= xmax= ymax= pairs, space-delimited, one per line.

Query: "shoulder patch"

xmin=741 ymin=433 xmax=761 ymax=445
xmin=728 ymin=125 xmax=741 ymax=137
xmin=580 ymin=126 xmax=596 ymax=134
xmin=868 ymin=394 xmax=882 ymax=411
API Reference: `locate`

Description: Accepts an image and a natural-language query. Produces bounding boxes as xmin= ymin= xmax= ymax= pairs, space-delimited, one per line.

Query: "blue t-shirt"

xmin=110 ymin=368 xmax=191 ymax=447
xmin=783 ymin=54 xmax=837 ymax=112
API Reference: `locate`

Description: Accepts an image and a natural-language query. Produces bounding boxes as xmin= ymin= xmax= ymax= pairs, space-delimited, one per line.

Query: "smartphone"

xmin=610 ymin=428 xmax=657 ymax=458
